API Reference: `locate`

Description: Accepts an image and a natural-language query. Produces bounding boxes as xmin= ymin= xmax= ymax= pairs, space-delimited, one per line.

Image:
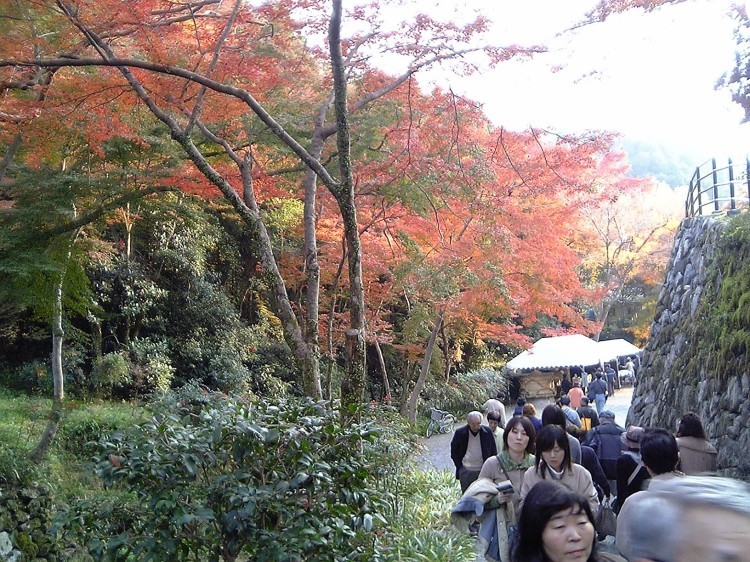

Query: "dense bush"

xmin=90 ymin=352 xmax=130 ymax=396
xmin=422 ymin=367 xmax=507 ymax=419
xmin=57 ymin=391 xmax=392 ymax=561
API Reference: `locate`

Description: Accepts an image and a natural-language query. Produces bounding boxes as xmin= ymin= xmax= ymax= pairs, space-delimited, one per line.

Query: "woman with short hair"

xmin=513 ymin=480 xmax=625 ymax=562
xmin=519 ymin=425 xmax=599 ymax=513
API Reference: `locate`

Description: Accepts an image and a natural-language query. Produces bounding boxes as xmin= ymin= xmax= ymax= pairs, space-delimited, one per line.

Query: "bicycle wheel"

xmin=440 ymin=415 xmax=457 ymax=434
xmin=426 ymin=420 xmax=436 ymax=438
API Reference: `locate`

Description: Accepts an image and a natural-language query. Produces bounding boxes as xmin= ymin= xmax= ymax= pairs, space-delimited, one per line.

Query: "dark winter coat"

xmin=581 ymin=445 xmax=611 ymax=499
xmin=585 ymin=421 xmax=625 ymax=480
xmin=613 ymin=451 xmax=650 ymax=514
xmin=450 ymin=425 xmax=498 ymax=479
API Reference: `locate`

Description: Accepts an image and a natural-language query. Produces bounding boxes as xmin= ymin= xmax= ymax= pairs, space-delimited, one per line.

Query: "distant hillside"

xmin=619 ymin=138 xmax=701 ymax=188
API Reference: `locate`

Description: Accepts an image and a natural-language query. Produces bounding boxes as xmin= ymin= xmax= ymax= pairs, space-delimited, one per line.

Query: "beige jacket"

xmin=519 ymin=463 xmax=599 ymax=513
xmin=478 ymin=452 xmax=535 ymax=514
xmin=676 ymin=436 xmax=717 ymax=475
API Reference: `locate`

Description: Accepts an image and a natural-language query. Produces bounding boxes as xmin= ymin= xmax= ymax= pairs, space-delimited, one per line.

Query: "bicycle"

xmin=425 ymin=407 xmax=457 ymax=438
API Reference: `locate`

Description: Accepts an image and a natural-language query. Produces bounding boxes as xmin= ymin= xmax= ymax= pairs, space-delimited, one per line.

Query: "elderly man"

xmin=450 ymin=411 xmax=497 ymax=492
xmin=616 ymin=476 xmax=750 ymax=561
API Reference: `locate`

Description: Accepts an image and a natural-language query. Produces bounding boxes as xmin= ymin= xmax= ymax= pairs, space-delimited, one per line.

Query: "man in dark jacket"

xmin=587 ymin=373 xmax=608 ymax=414
xmin=577 ymin=396 xmax=600 ymax=437
xmin=450 ymin=411 xmax=497 ymax=492
xmin=585 ymin=410 xmax=624 ymax=486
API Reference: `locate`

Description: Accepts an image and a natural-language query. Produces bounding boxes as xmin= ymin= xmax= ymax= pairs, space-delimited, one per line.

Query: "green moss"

xmin=686 ymin=214 xmax=750 ymax=382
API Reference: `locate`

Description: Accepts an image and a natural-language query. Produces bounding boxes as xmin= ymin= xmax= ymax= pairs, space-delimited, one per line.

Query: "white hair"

xmin=466 ymin=411 xmax=482 ymax=423
xmin=617 ymin=476 xmax=750 ymax=561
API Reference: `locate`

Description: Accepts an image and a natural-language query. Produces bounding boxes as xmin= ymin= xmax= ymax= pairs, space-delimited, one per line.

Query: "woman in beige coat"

xmin=520 ymin=425 xmax=599 ymax=514
xmin=676 ymin=412 xmax=717 ymax=475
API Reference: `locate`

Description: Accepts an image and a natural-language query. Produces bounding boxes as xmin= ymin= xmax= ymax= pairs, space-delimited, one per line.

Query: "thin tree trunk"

xmin=0 ymin=134 xmax=22 ymax=185
xmin=30 ymin=276 xmax=65 ymax=461
xmin=405 ymin=310 xmax=444 ymax=424
xmin=440 ymin=320 xmax=452 ymax=383
xmin=329 ymin=0 xmax=366 ymax=419
xmin=399 ymin=362 xmax=415 ymax=417
xmin=89 ymin=311 xmax=102 ymax=361
xmin=374 ymin=339 xmax=391 ymax=402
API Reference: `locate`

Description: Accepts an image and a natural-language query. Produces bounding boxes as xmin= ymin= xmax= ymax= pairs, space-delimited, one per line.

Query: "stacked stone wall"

xmin=628 ymin=216 xmax=750 ymax=480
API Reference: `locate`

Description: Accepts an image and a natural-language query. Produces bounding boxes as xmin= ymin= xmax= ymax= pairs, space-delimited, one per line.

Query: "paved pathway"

xmin=414 ymin=386 xmax=633 ymax=472
xmin=412 ymin=387 xmax=634 ymax=559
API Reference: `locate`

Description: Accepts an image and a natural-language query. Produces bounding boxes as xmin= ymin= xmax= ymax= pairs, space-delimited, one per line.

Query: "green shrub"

xmin=423 ymin=367 xmax=507 ymax=418
xmin=91 ymin=353 xmax=130 ymax=393
xmin=128 ymin=338 xmax=175 ymax=394
xmin=12 ymin=360 xmax=53 ymax=395
xmin=58 ymin=392 xmax=391 ymax=561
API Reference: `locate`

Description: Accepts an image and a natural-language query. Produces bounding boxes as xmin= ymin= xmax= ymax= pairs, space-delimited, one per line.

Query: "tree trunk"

xmin=0 ymin=134 xmax=22 ymax=185
xmin=329 ymin=0 xmax=366 ymax=419
xmin=30 ymin=278 xmax=65 ymax=461
xmin=89 ymin=311 xmax=102 ymax=361
xmin=399 ymin=361 xmax=417 ymax=416
xmin=239 ymin=157 xmax=322 ymax=398
xmin=440 ymin=320 xmax=452 ymax=383
xmin=405 ymin=310 xmax=444 ymax=424
xmin=373 ymin=339 xmax=391 ymax=402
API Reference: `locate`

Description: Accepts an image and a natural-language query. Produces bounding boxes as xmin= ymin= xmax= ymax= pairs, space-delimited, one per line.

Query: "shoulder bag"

xmin=496 ymin=455 xmax=519 ymax=552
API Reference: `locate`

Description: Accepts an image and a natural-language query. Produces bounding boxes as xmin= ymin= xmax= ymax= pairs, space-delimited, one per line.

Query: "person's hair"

xmin=559 ymin=395 xmax=571 ymax=406
xmin=487 ymin=410 xmax=502 ymax=423
xmin=580 ymin=396 xmax=589 ymax=406
xmin=513 ymin=480 xmax=599 ymax=562
xmin=466 ymin=411 xmax=482 ymax=423
xmin=496 ymin=390 xmax=506 ymax=400
xmin=522 ymin=403 xmax=537 ymax=417
xmin=640 ymin=428 xmax=679 ymax=475
xmin=616 ymin=476 xmax=750 ymax=561
xmin=534 ymin=424 xmax=572 ymax=474
xmin=503 ymin=416 xmax=536 ymax=454
xmin=676 ymin=411 xmax=706 ymax=439
xmin=541 ymin=405 xmax=566 ymax=429
xmin=615 ymin=491 xmax=681 ymax=562
xmin=516 ymin=396 xmax=526 ymax=407
xmin=566 ymin=425 xmax=582 ymax=439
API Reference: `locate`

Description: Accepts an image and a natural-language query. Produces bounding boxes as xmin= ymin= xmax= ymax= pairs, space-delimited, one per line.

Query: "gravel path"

xmin=412 ymin=388 xmax=634 ymax=559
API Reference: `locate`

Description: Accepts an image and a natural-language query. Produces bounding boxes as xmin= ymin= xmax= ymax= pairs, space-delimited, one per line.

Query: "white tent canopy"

xmin=506 ymin=334 xmax=601 ymax=371
xmin=597 ymin=338 xmax=642 ymax=361
xmin=505 ymin=335 xmax=642 ymax=372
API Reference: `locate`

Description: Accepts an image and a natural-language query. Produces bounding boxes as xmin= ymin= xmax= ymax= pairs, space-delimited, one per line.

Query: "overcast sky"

xmin=413 ymin=0 xmax=750 ymax=166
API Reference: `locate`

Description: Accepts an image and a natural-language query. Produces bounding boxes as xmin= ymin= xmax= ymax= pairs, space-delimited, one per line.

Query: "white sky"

xmin=408 ymin=0 xmax=750 ymax=162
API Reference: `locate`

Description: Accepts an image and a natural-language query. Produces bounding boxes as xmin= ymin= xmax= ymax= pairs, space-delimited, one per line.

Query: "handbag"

xmin=595 ymin=498 xmax=617 ymax=537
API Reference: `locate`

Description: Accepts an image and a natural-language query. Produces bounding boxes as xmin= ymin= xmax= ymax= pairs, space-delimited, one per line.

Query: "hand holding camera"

xmin=496 ymin=480 xmax=514 ymax=495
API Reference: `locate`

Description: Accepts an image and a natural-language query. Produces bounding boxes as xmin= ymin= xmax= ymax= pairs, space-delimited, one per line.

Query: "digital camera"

xmin=496 ymin=480 xmax=514 ymax=494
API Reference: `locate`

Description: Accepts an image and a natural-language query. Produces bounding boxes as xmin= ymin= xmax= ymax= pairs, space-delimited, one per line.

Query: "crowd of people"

xmin=449 ymin=392 xmax=747 ymax=562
